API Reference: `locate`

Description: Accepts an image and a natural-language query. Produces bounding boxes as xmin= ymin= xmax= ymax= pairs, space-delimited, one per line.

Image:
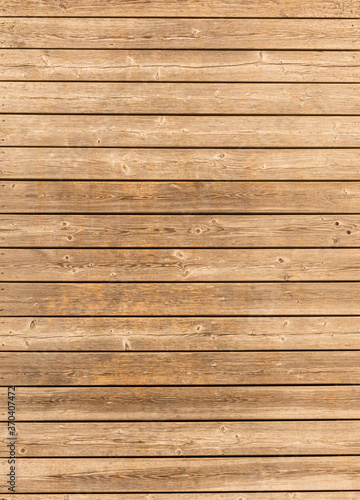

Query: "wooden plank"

xmin=0 ymin=0 xmax=359 ymax=17
xmin=0 ymin=214 xmax=357 ymax=248
xmin=3 ymin=50 xmax=360 ymax=83
xmin=2 ymin=421 xmax=360 ymax=456
xmin=2 ymin=351 xmax=360 ymax=385
xmin=5 ymin=248 xmax=360 ymax=282
xmin=3 ymin=181 xmax=360 ymax=214
xmin=3 ymin=116 xmax=360 ymax=148
xmin=3 ymin=316 xmax=360 ymax=351
xmin=0 ymin=495 xmax=358 ymax=500
xmin=4 ymin=83 xmax=360 ymax=114
xmin=2 ymin=19 xmax=360 ymax=50
xmin=5 ymin=148 xmax=360 ymax=181
xmin=2 ymin=457 xmax=360 ymax=492
xmin=3 ymin=282 xmax=360 ymax=316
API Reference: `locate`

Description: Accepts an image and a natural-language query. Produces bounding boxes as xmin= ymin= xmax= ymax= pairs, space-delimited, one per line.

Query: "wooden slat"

xmin=3 ymin=116 xmax=360 ymax=147
xmin=4 ymin=148 xmax=360 ymax=181
xmin=1 ymin=386 xmax=358 ymax=421
xmin=0 ymin=0 xmax=358 ymax=17
xmin=2 ymin=19 xmax=360 ymax=50
xmin=3 ymin=83 xmax=360 ymax=114
xmin=5 ymin=248 xmax=360 ymax=282
xmin=0 ymin=214 xmax=357 ymax=248
xmin=2 ymin=457 xmax=360 ymax=492
xmin=3 ymin=316 xmax=360 ymax=351
xmin=2 ymin=421 xmax=360 ymax=456
xmin=3 ymin=181 xmax=360 ymax=214
xmin=3 ymin=282 xmax=360 ymax=316
xmin=2 ymin=351 xmax=360 ymax=385
xmin=3 ymin=50 xmax=360 ymax=83
xmin=0 ymin=495 xmax=358 ymax=500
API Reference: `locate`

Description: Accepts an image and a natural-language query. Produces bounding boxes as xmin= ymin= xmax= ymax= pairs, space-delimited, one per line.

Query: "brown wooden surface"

xmin=0 ymin=494 xmax=358 ymax=500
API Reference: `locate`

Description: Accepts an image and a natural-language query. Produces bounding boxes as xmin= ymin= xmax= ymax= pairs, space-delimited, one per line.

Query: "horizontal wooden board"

xmin=4 ymin=50 xmax=360 ymax=83
xmin=3 ymin=282 xmax=360 ymax=316
xmin=3 ymin=116 xmax=360 ymax=147
xmin=2 ymin=351 xmax=360 ymax=385
xmin=4 ymin=83 xmax=360 ymax=115
xmin=5 ymin=148 xmax=360 ymax=181
xmin=3 ymin=421 xmax=360 ymax=456
xmin=0 ymin=214 xmax=358 ymax=248
xmin=2 ymin=19 xmax=360 ymax=49
xmin=1 ymin=386 xmax=359 ymax=421
xmin=0 ymin=495 xmax=358 ymax=500
xmin=2 ymin=316 xmax=360 ymax=351
xmin=2 ymin=457 xmax=360 ymax=492
xmin=1 ymin=0 xmax=358 ymax=17
xmin=6 ymin=248 xmax=360 ymax=282
xmin=5 ymin=181 xmax=360 ymax=214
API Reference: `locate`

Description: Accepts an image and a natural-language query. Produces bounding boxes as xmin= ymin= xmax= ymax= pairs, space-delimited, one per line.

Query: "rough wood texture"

xmin=1 ymin=386 xmax=359 ymax=421
xmin=0 ymin=495 xmax=358 ymax=500
xmin=4 ymin=148 xmax=360 ymax=181
xmin=2 ymin=421 xmax=360 ymax=457
xmin=3 ymin=282 xmax=360 ymax=316
xmin=3 ymin=50 xmax=360 ymax=83
xmin=2 ymin=316 xmax=360 ymax=351
xmin=5 ymin=248 xmax=360 ymax=282
xmin=2 ymin=457 xmax=360 ymax=492
xmin=1 ymin=214 xmax=358 ymax=248
xmin=4 ymin=83 xmax=360 ymax=114
xmin=2 ymin=19 xmax=360 ymax=49
xmin=3 ymin=115 xmax=360 ymax=147
xmin=2 ymin=351 xmax=360 ymax=385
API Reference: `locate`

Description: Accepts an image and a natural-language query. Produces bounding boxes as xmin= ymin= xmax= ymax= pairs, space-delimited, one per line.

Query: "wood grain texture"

xmin=2 ymin=457 xmax=360 ymax=492
xmin=2 ymin=351 xmax=360 ymax=385
xmin=2 ymin=420 xmax=360 ymax=456
xmin=6 ymin=248 xmax=360 ymax=282
xmin=1 ymin=215 xmax=358 ymax=248
xmin=1 ymin=386 xmax=359 ymax=421
xmin=4 ymin=83 xmax=360 ymax=114
xmin=4 ymin=148 xmax=360 ymax=181
xmin=0 ymin=495 xmax=358 ymax=500
xmin=3 ymin=282 xmax=360 ymax=316
xmin=3 ymin=115 xmax=360 ymax=147
xmin=2 ymin=19 xmax=360 ymax=49
xmin=1 ymin=0 xmax=359 ymax=17
xmin=2 ymin=316 xmax=360 ymax=351
xmin=4 ymin=50 xmax=360 ymax=83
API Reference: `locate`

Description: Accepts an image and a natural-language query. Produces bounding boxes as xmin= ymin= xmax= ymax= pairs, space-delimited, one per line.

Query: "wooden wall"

xmin=1 ymin=0 xmax=360 ymax=497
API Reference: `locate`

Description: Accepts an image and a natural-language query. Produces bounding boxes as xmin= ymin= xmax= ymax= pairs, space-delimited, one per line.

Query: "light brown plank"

xmin=2 ymin=19 xmax=360 ymax=49
xmin=0 ymin=215 xmax=356 ymax=248
xmin=2 ymin=457 xmax=360 ymax=492
xmin=3 ymin=50 xmax=360 ymax=83
xmin=1 ymin=386 xmax=358 ymax=421
xmin=3 ymin=116 xmax=360 ymax=147
xmin=4 ymin=148 xmax=360 ymax=181
xmin=0 ymin=494 xmax=358 ymax=500
xmin=3 ymin=83 xmax=360 ymax=114
xmin=3 ymin=282 xmax=360 ymax=316
xmin=0 ymin=0 xmax=358 ymax=17
xmin=2 ymin=421 xmax=360 ymax=456
xmin=5 ymin=248 xmax=360 ymax=282
xmin=2 ymin=316 xmax=360 ymax=351
xmin=2 ymin=351 xmax=360 ymax=385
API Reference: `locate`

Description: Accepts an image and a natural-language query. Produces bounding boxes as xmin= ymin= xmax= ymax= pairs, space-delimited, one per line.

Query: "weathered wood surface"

xmin=2 ymin=420 xmax=360 ymax=457
xmin=2 ymin=351 xmax=360 ymax=385
xmin=0 ymin=215 xmax=358 ymax=248
xmin=5 ymin=248 xmax=360 ymax=282
xmin=3 ymin=19 xmax=360 ymax=49
xmin=4 ymin=148 xmax=360 ymax=181
xmin=2 ymin=316 xmax=360 ymax=351
xmin=4 ymin=50 xmax=360 ymax=83
xmin=0 ymin=495 xmax=358 ymax=500
xmin=1 ymin=386 xmax=359 ymax=421
xmin=3 ymin=282 xmax=360 ymax=316
xmin=1 ymin=0 xmax=359 ymax=17
xmin=3 ymin=115 xmax=360 ymax=147
xmin=2 ymin=457 xmax=360 ymax=492
xmin=4 ymin=83 xmax=360 ymax=114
